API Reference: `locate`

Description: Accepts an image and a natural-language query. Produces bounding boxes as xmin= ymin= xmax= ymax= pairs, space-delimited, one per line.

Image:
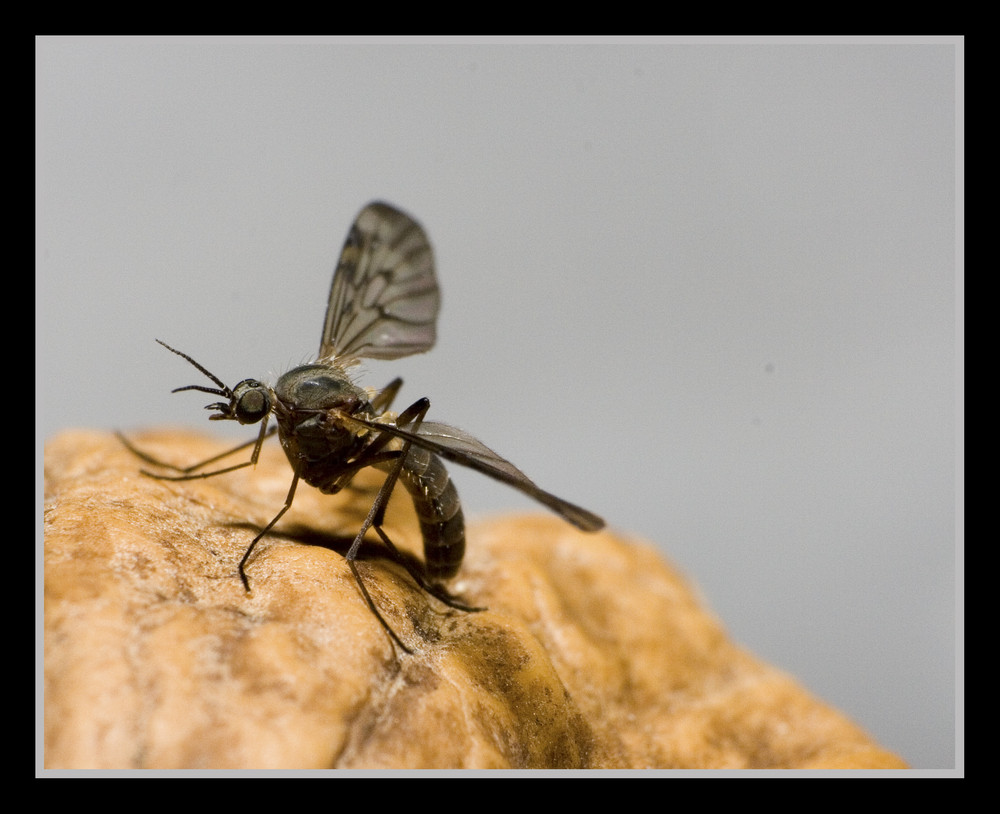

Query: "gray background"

xmin=37 ymin=38 xmax=960 ymax=770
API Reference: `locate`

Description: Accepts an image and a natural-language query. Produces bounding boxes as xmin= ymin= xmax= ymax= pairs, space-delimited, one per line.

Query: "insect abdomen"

xmin=396 ymin=446 xmax=465 ymax=580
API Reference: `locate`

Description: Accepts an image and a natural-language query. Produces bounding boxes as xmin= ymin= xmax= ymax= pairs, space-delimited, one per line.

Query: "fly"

xmin=121 ymin=202 xmax=605 ymax=654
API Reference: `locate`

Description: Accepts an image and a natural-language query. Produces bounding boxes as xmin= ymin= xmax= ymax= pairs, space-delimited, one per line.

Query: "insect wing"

xmin=352 ymin=416 xmax=605 ymax=532
xmin=320 ymin=202 xmax=440 ymax=363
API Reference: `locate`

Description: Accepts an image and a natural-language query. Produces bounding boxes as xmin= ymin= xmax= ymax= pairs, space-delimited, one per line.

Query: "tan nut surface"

xmin=43 ymin=430 xmax=907 ymax=770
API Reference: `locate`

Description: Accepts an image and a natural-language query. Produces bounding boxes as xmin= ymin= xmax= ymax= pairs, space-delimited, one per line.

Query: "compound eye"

xmin=232 ymin=379 xmax=272 ymax=425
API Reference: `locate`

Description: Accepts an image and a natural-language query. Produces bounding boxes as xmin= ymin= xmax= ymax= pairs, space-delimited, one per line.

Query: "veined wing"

xmin=320 ymin=202 xmax=440 ymax=363
xmin=350 ymin=415 xmax=605 ymax=532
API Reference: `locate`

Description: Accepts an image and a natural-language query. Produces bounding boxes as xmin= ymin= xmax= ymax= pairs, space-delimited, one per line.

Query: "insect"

xmin=122 ymin=202 xmax=605 ymax=653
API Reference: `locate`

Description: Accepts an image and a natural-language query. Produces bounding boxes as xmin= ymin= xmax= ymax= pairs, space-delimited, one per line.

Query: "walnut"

xmin=44 ymin=430 xmax=906 ymax=769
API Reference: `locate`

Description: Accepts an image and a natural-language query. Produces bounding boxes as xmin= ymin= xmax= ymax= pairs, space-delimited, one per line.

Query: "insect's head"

xmin=155 ymin=339 xmax=273 ymax=426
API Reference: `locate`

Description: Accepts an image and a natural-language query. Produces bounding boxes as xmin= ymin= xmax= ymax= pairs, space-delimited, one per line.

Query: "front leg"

xmin=117 ymin=423 xmax=276 ymax=481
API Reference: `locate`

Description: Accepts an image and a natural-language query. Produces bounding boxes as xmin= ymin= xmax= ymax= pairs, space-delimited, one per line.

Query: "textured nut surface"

xmin=43 ymin=430 xmax=907 ymax=769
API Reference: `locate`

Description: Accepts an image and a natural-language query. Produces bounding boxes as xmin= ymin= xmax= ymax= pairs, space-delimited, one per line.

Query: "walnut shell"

xmin=43 ymin=430 xmax=906 ymax=769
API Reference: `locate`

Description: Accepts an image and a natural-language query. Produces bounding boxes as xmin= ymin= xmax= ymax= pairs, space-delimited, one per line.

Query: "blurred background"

xmin=37 ymin=38 xmax=960 ymax=770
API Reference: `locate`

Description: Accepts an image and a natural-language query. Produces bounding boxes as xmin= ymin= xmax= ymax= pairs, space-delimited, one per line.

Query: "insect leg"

xmin=117 ymin=422 xmax=276 ymax=481
xmin=369 ymin=523 xmax=483 ymax=612
xmin=338 ymin=398 xmax=454 ymax=654
xmin=384 ymin=401 xmax=469 ymax=584
xmin=345 ymin=547 xmax=415 ymax=654
xmin=305 ymin=425 xmax=477 ymax=613
xmin=362 ymin=399 xmax=484 ymax=613
xmin=370 ymin=377 xmax=403 ymax=413
xmin=339 ymin=425 xmax=426 ymax=654
xmin=234 ymin=445 xmax=404 ymax=588
xmin=338 ymin=459 xmax=427 ymax=654
xmin=367 ymin=396 xmax=429 ymax=528
xmin=237 ymin=471 xmax=300 ymax=591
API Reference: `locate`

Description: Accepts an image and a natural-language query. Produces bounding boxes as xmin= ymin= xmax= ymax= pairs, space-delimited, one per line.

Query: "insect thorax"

xmin=273 ymin=364 xmax=374 ymax=479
